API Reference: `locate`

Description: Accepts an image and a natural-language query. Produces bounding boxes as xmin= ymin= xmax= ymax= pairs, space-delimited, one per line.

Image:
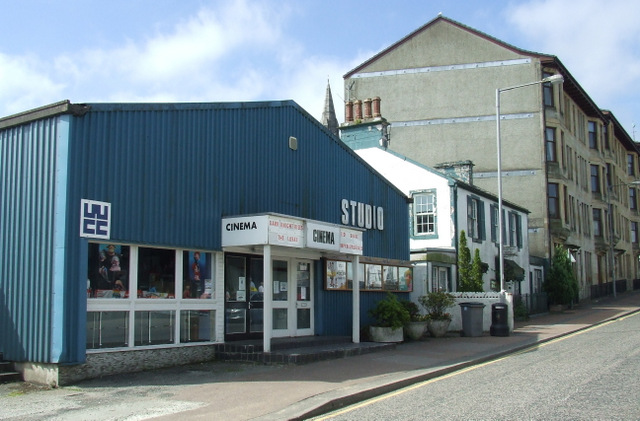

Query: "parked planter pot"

xmin=427 ymin=319 xmax=451 ymax=338
xmin=369 ymin=326 xmax=404 ymax=343
xmin=404 ymin=321 xmax=428 ymax=340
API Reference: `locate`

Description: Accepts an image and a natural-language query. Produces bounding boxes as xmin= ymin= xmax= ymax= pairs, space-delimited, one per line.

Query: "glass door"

xmin=271 ymin=260 xmax=290 ymax=337
xmin=224 ymin=255 xmax=263 ymax=340
xmin=271 ymin=258 xmax=314 ymax=337
xmin=295 ymin=260 xmax=313 ymax=336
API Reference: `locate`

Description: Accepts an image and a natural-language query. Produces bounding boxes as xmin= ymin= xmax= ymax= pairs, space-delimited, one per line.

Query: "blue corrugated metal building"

xmin=0 ymin=100 xmax=410 ymax=385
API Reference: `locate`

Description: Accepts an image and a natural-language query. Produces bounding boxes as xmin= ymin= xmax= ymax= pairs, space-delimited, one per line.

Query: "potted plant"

xmin=401 ymin=300 xmax=428 ymax=340
xmin=368 ymin=293 xmax=410 ymax=342
xmin=419 ymin=290 xmax=456 ymax=337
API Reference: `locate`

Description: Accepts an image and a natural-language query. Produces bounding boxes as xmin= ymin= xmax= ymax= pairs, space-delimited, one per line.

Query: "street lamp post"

xmin=496 ymin=74 xmax=564 ymax=293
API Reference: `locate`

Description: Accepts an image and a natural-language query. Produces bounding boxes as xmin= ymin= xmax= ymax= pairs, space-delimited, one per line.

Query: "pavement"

xmin=1 ymin=291 xmax=639 ymax=421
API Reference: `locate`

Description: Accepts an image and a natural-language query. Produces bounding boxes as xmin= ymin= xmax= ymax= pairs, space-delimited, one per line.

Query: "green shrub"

xmin=419 ymin=290 xmax=456 ymax=321
xmin=369 ymin=293 xmax=410 ymax=329
xmin=544 ymin=246 xmax=579 ymax=305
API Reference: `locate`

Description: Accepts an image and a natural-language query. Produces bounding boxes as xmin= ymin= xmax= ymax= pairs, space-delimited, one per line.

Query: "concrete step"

xmin=0 ymin=360 xmax=21 ymax=384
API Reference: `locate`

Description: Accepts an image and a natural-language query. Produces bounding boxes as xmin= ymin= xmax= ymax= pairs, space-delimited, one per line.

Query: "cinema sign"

xmin=222 ymin=214 xmax=363 ymax=255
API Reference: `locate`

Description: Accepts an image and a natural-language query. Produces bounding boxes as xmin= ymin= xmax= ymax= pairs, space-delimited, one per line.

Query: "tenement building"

xmin=341 ymin=15 xmax=639 ymax=300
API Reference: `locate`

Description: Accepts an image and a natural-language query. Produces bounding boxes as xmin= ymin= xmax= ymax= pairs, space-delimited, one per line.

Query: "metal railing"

xmin=591 ymin=280 xmax=629 ymax=300
xmin=513 ymin=292 xmax=548 ymax=316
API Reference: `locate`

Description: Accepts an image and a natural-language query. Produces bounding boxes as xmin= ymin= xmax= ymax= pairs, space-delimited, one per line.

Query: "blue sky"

xmin=1 ymin=0 xmax=638 ymax=136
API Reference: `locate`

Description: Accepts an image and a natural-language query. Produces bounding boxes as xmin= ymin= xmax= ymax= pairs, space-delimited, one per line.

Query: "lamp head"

xmin=542 ymin=74 xmax=564 ymax=84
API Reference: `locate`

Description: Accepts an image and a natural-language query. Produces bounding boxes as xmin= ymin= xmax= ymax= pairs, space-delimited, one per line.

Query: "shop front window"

xmin=326 ymin=259 xmax=412 ymax=292
xmin=88 ymin=244 xmax=130 ymax=298
xmin=86 ymin=311 xmax=128 ymax=349
xmin=87 ymin=244 xmax=220 ymax=350
xmin=183 ymin=251 xmax=213 ymax=299
xmin=138 ymin=247 xmax=175 ymax=298
xmin=180 ymin=310 xmax=215 ymax=343
xmin=135 ymin=310 xmax=175 ymax=345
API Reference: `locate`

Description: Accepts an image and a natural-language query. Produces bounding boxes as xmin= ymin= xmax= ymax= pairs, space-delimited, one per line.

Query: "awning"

xmin=503 ymin=259 xmax=525 ymax=282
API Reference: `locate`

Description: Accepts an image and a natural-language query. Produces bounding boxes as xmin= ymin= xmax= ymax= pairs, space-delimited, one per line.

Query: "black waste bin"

xmin=459 ymin=302 xmax=485 ymax=337
xmin=490 ymin=302 xmax=509 ymax=336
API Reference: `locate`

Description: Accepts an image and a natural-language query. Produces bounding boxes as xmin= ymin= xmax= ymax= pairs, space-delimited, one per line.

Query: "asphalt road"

xmin=315 ymin=312 xmax=640 ymax=420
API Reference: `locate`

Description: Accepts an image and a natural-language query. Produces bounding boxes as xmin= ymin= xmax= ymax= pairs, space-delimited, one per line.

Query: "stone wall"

xmin=47 ymin=344 xmax=217 ymax=386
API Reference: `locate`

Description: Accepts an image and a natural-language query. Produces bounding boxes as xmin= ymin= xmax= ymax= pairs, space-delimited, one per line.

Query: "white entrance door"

xmin=271 ymin=258 xmax=314 ymax=337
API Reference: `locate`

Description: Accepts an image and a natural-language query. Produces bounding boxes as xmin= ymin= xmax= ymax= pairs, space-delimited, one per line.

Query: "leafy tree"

xmin=458 ymin=230 xmax=472 ymax=291
xmin=544 ymin=246 xmax=579 ymax=305
xmin=470 ymin=248 xmax=484 ymax=292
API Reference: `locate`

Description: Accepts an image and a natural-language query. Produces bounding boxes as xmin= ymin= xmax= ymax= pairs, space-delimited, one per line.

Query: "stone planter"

xmin=369 ymin=326 xmax=404 ymax=343
xmin=427 ymin=319 xmax=451 ymax=338
xmin=404 ymin=321 xmax=428 ymax=340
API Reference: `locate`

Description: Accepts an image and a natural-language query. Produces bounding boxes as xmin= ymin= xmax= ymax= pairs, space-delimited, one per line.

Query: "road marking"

xmin=314 ymin=316 xmax=631 ymax=420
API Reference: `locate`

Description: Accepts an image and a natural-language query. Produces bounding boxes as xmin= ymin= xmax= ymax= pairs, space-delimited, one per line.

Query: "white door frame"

xmin=271 ymin=256 xmax=314 ymax=338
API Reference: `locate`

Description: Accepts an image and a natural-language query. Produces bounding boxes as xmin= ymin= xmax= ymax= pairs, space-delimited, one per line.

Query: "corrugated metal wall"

xmin=0 ymin=117 xmax=62 ymax=362
xmin=66 ymin=101 xmax=409 ymax=340
xmin=1 ymin=100 xmax=409 ymax=363
xmin=67 ymin=101 xmax=409 ymax=258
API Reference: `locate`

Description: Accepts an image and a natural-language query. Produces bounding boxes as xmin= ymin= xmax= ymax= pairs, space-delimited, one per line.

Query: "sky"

xmin=1 ymin=0 xmax=639 ymax=137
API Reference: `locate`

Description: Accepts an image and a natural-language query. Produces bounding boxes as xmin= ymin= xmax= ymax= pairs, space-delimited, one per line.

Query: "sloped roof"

xmin=343 ymin=14 xmax=609 ymax=126
xmin=355 ymin=146 xmax=529 ymax=214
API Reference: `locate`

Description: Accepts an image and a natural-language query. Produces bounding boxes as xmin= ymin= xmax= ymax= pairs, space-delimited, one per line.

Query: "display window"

xmin=86 ymin=311 xmax=128 ymax=349
xmin=181 ymin=310 xmax=216 ymax=343
xmin=138 ymin=247 xmax=176 ymax=298
xmin=86 ymin=243 xmax=221 ymax=351
xmin=183 ymin=251 xmax=213 ymax=299
xmin=135 ymin=311 xmax=175 ymax=345
xmin=325 ymin=259 xmax=413 ymax=292
xmin=87 ymin=244 xmax=130 ymax=298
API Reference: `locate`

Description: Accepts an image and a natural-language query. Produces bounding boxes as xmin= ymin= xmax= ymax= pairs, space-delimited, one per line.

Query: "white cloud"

xmin=0 ymin=53 xmax=65 ymax=115
xmin=506 ymin=0 xmax=640 ymax=118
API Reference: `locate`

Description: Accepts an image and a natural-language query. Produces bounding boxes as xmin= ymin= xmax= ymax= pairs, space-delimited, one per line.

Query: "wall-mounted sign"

xmin=340 ymin=199 xmax=384 ymax=231
xmin=339 ymin=228 xmax=363 ymax=255
xmin=222 ymin=214 xmax=363 ymax=255
xmin=306 ymin=222 xmax=340 ymax=252
xmin=80 ymin=199 xmax=111 ymax=239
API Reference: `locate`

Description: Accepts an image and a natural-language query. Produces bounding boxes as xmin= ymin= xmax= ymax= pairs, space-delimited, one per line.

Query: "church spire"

xmin=321 ymin=79 xmax=339 ymax=138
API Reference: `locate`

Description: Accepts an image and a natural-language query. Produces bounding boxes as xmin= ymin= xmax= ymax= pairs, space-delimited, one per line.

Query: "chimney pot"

xmin=345 ymin=101 xmax=353 ymax=122
xmin=372 ymin=97 xmax=381 ymax=117
xmin=363 ymin=98 xmax=372 ymax=119
xmin=354 ymin=100 xmax=362 ymax=120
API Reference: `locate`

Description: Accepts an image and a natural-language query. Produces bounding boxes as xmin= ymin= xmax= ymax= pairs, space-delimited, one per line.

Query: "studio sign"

xmin=340 ymin=199 xmax=384 ymax=231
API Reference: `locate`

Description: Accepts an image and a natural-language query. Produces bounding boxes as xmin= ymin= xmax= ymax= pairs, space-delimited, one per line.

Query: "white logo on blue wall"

xmin=80 ymin=199 xmax=111 ymax=239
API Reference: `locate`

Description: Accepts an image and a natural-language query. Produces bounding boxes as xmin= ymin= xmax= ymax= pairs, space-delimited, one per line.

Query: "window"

xmin=413 ymin=192 xmax=436 ymax=235
xmin=593 ymin=208 xmax=602 ymax=237
xmin=545 ymin=127 xmax=556 ymax=162
xmin=467 ymin=197 xmax=484 ymax=240
xmin=603 ymin=125 xmax=609 ymax=150
xmin=588 ymin=121 xmax=597 ymax=149
xmin=628 ymin=154 xmax=636 ymax=176
xmin=432 ymin=266 xmax=451 ymax=292
xmin=632 ymin=221 xmax=638 ymax=244
xmin=590 ymin=165 xmax=601 ymax=194
xmin=139 ymin=247 xmax=176 ymax=298
xmin=327 ymin=260 xmax=412 ymax=292
xmin=490 ymin=205 xmax=498 ymax=243
xmin=508 ymin=212 xmax=523 ymax=248
xmin=630 ymin=187 xmax=638 ymax=211
xmin=543 ymin=73 xmax=555 ymax=107
xmin=548 ymin=183 xmax=560 ymax=219
xmin=183 ymin=251 xmax=213 ymax=299
xmin=533 ymin=269 xmax=543 ymax=293
xmin=88 ymin=244 xmax=130 ymax=298
xmin=86 ymin=244 xmax=218 ymax=350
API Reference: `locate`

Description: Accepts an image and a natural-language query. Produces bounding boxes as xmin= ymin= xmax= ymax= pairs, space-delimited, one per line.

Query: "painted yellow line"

xmin=314 ymin=317 xmax=630 ymax=420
